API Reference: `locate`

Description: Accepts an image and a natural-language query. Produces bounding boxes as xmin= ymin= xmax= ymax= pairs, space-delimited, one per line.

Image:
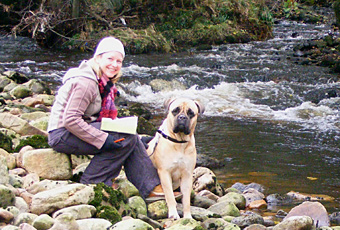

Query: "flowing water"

xmin=1 ymin=19 xmax=340 ymax=213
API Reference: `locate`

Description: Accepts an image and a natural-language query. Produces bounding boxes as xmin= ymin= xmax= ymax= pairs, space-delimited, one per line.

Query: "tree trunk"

xmin=334 ymin=0 xmax=340 ymax=26
xmin=72 ymin=0 xmax=80 ymax=18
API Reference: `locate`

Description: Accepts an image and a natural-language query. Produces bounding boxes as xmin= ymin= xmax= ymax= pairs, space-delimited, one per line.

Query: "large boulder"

xmin=0 ymin=113 xmax=47 ymax=136
xmin=30 ymin=184 xmax=94 ymax=215
xmin=273 ymin=216 xmax=314 ymax=230
xmin=22 ymin=148 xmax=72 ymax=180
xmin=284 ymin=201 xmax=330 ymax=227
xmin=108 ymin=218 xmax=154 ymax=230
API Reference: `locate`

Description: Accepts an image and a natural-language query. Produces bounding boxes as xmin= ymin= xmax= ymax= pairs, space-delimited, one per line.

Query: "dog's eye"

xmin=172 ymin=107 xmax=180 ymax=116
xmin=187 ymin=109 xmax=195 ymax=118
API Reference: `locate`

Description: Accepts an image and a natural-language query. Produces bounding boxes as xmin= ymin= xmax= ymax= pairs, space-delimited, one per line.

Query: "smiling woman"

xmin=46 ymin=36 xmax=165 ymax=201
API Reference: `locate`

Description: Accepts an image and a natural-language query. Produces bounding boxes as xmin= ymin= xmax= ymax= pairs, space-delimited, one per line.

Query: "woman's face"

xmin=96 ymin=51 xmax=123 ymax=78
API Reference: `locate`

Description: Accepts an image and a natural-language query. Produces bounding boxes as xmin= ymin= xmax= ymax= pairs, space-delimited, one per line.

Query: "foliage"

xmin=14 ymin=135 xmax=49 ymax=152
xmin=283 ymin=0 xmax=299 ymax=18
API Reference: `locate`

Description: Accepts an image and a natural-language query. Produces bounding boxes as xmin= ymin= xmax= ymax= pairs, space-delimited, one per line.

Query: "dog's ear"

xmin=195 ymin=100 xmax=205 ymax=115
xmin=164 ymin=97 xmax=176 ymax=113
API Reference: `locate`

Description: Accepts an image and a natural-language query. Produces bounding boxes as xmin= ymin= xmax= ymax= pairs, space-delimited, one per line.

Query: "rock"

xmin=0 ymin=208 xmax=14 ymax=224
xmin=0 ymin=76 xmax=12 ymax=90
xmin=273 ymin=216 xmax=314 ymax=230
xmin=192 ymin=193 xmax=216 ymax=209
xmin=76 ymin=218 xmax=112 ymax=230
xmin=244 ymin=224 xmax=267 ymax=230
xmin=29 ymin=116 xmax=49 ymax=131
xmin=286 ymin=191 xmax=334 ymax=202
xmin=17 ymin=146 xmax=34 ymax=168
xmin=22 ymin=173 xmax=40 ymax=190
xmin=207 ymin=200 xmax=240 ymax=217
xmin=18 ymin=223 xmax=37 ymax=230
xmin=248 ymin=200 xmax=267 ymax=210
xmin=70 ymin=155 xmax=91 ymax=169
xmin=30 ymin=184 xmax=94 ymax=215
xmin=197 ymin=190 xmax=220 ymax=202
xmin=136 ymin=214 xmax=163 ymax=229
xmin=52 ymin=204 xmax=97 ymax=220
xmin=0 ymin=155 xmax=10 ymax=184
xmin=193 ymin=167 xmax=224 ymax=196
xmin=232 ymin=182 xmax=265 ymax=193
xmin=13 ymin=212 xmax=38 ymax=226
xmin=108 ymin=218 xmax=154 ymax=230
xmin=0 ymin=113 xmax=48 ymax=136
xmin=49 ymin=213 xmax=79 ymax=230
xmin=34 ymin=94 xmax=54 ymax=106
xmin=113 ymin=177 xmax=139 ymax=198
xmin=127 ymin=196 xmax=147 ymax=217
xmin=179 ymin=204 xmax=218 ymax=221
xmin=0 ymin=184 xmax=16 ymax=208
xmin=4 ymin=82 xmax=18 ymax=92
xmin=22 ymin=149 xmax=72 ymax=180
xmin=23 ymin=80 xmax=50 ymax=95
xmin=22 ymin=97 xmax=44 ymax=108
xmin=168 ymin=218 xmax=204 ymax=230
xmin=10 ymin=85 xmax=32 ymax=99
xmin=14 ymin=197 xmax=29 ymax=213
xmin=5 ymin=206 xmax=20 ymax=220
xmin=0 ymin=148 xmax=16 ymax=170
xmin=26 ymin=179 xmax=72 ymax=194
xmin=32 ymin=214 xmax=55 ymax=230
xmin=147 ymin=200 xmax=168 ymax=220
xmin=330 ymin=212 xmax=340 ymax=225
xmin=3 ymin=71 xmax=29 ymax=84
xmin=218 ymin=192 xmax=246 ymax=209
xmin=20 ymin=112 xmax=49 ymax=122
xmin=243 ymin=188 xmax=265 ymax=207
xmin=284 ymin=201 xmax=330 ymax=227
xmin=202 ymin=218 xmax=241 ymax=230
xmin=149 ymin=79 xmax=186 ymax=92
xmin=231 ymin=211 xmax=265 ymax=229
xmin=1 ymin=225 xmax=20 ymax=230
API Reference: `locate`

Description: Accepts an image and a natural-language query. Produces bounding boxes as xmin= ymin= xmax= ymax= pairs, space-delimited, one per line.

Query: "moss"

xmin=89 ymin=183 xmax=126 ymax=208
xmin=0 ymin=132 xmax=13 ymax=153
xmin=96 ymin=205 xmax=122 ymax=224
xmin=14 ymin=135 xmax=49 ymax=152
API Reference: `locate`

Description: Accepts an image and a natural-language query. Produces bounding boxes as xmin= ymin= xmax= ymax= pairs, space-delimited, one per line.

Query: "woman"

xmin=47 ymin=37 xmax=173 ymax=201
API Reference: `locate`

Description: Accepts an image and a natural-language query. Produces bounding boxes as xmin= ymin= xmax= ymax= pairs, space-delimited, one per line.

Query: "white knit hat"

xmin=93 ymin=37 xmax=125 ymax=58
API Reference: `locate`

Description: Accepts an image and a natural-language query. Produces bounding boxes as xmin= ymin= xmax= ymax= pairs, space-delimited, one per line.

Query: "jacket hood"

xmin=62 ymin=60 xmax=98 ymax=84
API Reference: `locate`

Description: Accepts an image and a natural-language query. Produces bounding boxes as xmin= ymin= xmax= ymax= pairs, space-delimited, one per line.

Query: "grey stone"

xmin=108 ymin=218 xmax=154 ymax=230
xmin=52 ymin=204 xmax=96 ymax=220
xmin=0 ymin=184 xmax=16 ymax=208
xmin=207 ymin=201 xmax=240 ymax=217
xmin=30 ymin=184 xmax=94 ymax=215
xmin=273 ymin=216 xmax=314 ymax=230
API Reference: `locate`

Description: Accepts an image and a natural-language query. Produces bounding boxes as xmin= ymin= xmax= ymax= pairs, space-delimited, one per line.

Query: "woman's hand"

xmin=100 ymin=135 xmax=123 ymax=151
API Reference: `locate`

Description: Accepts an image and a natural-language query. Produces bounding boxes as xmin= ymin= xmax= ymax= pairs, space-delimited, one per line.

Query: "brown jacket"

xmin=47 ymin=60 xmax=108 ymax=149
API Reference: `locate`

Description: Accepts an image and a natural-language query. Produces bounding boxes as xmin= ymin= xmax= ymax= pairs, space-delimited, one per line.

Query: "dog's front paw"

xmin=183 ymin=213 xmax=193 ymax=219
xmin=168 ymin=212 xmax=180 ymax=220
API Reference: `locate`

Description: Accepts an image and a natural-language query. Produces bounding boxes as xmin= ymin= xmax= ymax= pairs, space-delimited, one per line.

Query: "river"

xmin=1 ymin=19 xmax=339 ymax=213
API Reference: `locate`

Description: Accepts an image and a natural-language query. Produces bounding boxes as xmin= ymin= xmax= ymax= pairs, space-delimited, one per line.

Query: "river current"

xmin=1 ymin=19 xmax=339 ymax=213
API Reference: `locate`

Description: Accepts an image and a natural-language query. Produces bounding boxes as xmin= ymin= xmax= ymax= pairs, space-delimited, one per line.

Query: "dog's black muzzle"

xmin=173 ymin=114 xmax=191 ymax=135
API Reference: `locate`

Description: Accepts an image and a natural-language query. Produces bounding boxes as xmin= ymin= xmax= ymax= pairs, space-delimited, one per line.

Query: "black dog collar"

xmin=157 ymin=130 xmax=188 ymax=143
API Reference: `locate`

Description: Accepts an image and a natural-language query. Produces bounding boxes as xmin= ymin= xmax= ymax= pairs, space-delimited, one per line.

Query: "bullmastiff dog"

xmin=146 ymin=97 xmax=204 ymax=219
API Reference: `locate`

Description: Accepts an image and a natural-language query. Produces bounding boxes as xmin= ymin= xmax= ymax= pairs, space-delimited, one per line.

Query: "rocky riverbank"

xmin=0 ymin=70 xmax=340 ymax=230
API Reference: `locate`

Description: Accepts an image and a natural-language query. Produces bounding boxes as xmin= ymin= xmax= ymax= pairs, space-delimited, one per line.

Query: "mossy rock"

xmin=14 ymin=135 xmax=49 ymax=152
xmin=0 ymin=132 xmax=13 ymax=153
xmin=96 ymin=205 xmax=122 ymax=224
xmin=89 ymin=183 xmax=135 ymax=223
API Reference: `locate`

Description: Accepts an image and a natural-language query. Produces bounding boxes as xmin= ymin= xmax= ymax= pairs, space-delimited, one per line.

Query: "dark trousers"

xmin=48 ymin=122 xmax=160 ymax=198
